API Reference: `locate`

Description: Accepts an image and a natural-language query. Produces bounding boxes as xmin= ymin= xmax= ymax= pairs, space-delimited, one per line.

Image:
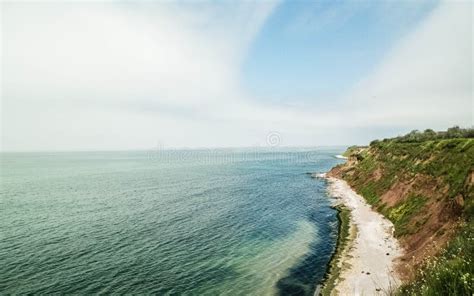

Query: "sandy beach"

xmin=322 ymin=174 xmax=403 ymax=295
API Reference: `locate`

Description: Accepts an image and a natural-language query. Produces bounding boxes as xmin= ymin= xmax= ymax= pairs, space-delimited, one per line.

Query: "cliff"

xmin=328 ymin=136 xmax=474 ymax=293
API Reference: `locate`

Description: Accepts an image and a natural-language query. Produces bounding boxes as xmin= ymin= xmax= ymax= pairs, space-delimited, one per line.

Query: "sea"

xmin=0 ymin=148 xmax=346 ymax=295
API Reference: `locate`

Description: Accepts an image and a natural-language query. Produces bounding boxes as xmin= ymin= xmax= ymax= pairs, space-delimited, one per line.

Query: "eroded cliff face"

xmin=328 ymin=139 xmax=474 ymax=278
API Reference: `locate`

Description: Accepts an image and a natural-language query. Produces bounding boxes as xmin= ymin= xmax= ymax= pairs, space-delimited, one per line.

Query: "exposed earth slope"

xmin=328 ymin=135 xmax=473 ymax=294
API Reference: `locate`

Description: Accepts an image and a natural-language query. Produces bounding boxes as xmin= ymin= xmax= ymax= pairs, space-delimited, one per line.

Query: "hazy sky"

xmin=1 ymin=0 xmax=473 ymax=151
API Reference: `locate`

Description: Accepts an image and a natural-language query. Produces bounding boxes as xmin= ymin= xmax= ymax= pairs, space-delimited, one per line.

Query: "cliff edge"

xmin=328 ymin=130 xmax=473 ymax=294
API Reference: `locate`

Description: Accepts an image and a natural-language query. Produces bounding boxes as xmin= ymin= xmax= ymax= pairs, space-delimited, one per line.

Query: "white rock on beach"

xmin=325 ymin=176 xmax=403 ymax=295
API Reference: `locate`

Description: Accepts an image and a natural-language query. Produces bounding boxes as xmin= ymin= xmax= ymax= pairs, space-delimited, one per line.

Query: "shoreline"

xmin=317 ymin=173 xmax=402 ymax=295
xmin=317 ymin=204 xmax=353 ymax=296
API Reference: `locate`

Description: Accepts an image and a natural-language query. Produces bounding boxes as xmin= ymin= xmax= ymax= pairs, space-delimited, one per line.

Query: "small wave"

xmin=334 ymin=155 xmax=347 ymax=159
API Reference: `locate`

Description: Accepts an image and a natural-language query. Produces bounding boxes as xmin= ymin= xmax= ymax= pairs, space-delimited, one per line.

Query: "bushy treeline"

xmin=371 ymin=126 xmax=474 ymax=145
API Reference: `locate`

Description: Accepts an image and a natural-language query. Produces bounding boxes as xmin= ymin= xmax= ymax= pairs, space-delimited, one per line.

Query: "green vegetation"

xmin=338 ymin=127 xmax=474 ymax=295
xmin=369 ymin=138 xmax=474 ymax=199
xmin=320 ymin=205 xmax=352 ymax=296
xmin=398 ymin=220 xmax=474 ymax=296
xmin=345 ymin=138 xmax=473 ymax=204
xmin=358 ymin=181 xmax=380 ymax=205
xmin=385 ymin=195 xmax=427 ymax=236
xmin=342 ymin=145 xmax=366 ymax=157
xmin=398 ymin=186 xmax=474 ymax=296
xmin=371 ymin=126 xmax=474 ymax=145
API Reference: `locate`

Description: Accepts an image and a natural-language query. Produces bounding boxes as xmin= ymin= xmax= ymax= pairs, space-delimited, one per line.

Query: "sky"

xmin=1 ymin=0 xmax=473 ymax=151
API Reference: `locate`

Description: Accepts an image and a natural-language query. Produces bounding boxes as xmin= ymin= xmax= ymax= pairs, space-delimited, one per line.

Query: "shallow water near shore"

xmin=1 ymin=149 xmax=345 ymax=295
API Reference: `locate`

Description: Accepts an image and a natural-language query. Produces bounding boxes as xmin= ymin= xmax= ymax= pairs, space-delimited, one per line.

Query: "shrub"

xmin=398 ymin=221 xmax=474 ymax=296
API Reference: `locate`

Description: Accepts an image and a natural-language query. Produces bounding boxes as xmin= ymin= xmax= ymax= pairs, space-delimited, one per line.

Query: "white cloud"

xmin=1 ymin=2 xmax=281 ymax=150
xmin=345 ymin=0 xmax=473 ymax=130
xmin=1 ymin=1 xmax=472 ymax=151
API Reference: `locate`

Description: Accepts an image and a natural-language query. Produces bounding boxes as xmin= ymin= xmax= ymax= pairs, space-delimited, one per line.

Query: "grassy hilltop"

xmin=329 ymin=127 xmax=474 ymax=295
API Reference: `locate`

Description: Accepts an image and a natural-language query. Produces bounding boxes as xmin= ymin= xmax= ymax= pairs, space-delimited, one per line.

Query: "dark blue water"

xmin=0 ymin=148 xmax=344 ymax=295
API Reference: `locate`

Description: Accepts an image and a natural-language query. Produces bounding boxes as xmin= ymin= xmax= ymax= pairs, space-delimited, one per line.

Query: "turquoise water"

xmin=1 ymin=149 xmax=344 ymax=295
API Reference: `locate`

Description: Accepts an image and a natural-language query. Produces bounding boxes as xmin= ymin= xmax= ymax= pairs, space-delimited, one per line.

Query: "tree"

xmin=422 ymin=129 xmax=437 ymax=140
xmin=446 ymin=126 xmax=462 ymax=138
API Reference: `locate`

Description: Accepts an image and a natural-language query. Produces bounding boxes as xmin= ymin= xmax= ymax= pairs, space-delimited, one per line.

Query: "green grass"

xmin=342 ymin=145 xmax=364 ymax=158
xmin=398 ymin=221 xmax=474 ymax=295
xmin=385 ymin=195 xmax=427 ymax=236
xmin=371 ymin=139 xmax=474 ymax=199
xmin=358 ymin=181 xmax=380 ymax=205
xmin=340 ymin=137 xmax=474 ymax=295
xmin=344 ymin=139 xmax=473 ymax=232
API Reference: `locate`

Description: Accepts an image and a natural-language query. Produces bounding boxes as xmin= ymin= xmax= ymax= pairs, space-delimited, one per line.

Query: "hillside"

xmin=328 ymin=132 xmax=474 ymax=294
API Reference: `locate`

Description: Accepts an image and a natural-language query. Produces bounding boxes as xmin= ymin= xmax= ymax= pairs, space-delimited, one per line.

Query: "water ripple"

xmin=0 ymin=150 xmax=344 ymax=295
